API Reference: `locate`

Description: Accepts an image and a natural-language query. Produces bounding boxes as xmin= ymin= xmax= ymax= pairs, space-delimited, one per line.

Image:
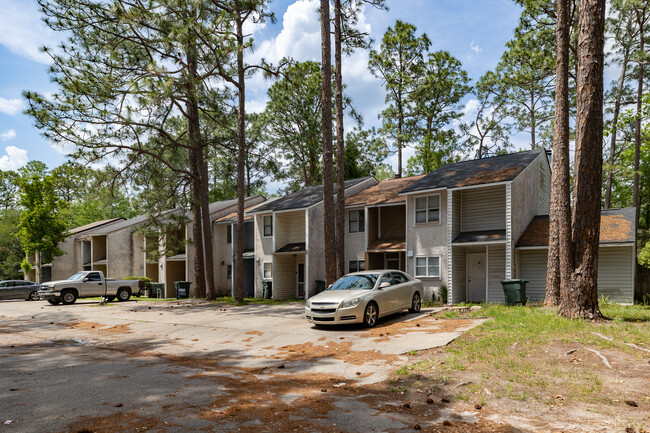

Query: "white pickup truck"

xmin=38 ymin=271 xmax=141 ymax=305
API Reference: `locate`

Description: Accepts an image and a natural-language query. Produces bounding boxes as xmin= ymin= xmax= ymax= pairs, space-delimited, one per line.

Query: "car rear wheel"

xmin=409 ymin=292 xmax=421 ymax=313
xmin=116 ymin=288 xmax=130 ymax=302
xmin=61 ymin=290 xmax=77 ymax=305
xmin=363 ymin=302 xmax=378 ymax=328
xmin=28 ymin=291 xmax=40 ymax=301
xmin=47 ymin=299 xmax=60 ymax=305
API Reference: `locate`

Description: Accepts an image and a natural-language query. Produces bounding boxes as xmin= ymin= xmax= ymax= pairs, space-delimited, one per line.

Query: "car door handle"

xmin=97 ymin=283 xmax=102 ymax=285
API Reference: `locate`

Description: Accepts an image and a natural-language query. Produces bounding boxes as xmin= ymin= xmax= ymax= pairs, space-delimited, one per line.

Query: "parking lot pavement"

xmin=0 ymin=299 xmax=485 ymax=432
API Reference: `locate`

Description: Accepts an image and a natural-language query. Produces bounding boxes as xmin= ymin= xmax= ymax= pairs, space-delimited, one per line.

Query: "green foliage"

xmin=20 ymin=258 xmax=33 ymax=275
xmin=125 ymin=276 xmax=151 ymax=296
xmin=16 ymin=161 xmax=68 ymax=263
xmin=638 ymin=239 xmax=650 ymax=268
xmin=343 ymin=127 xmax=390 ymax=180
xmin=0 ymin=208 xmax=24 ymax=280
xmin=440 ymin=284 xmax=448 ymax=304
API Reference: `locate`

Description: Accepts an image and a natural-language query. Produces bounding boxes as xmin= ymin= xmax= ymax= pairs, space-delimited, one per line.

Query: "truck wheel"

xmin=117 ymin=288 xmax=131 ymax=302
xmin=103 ymin=296 xmax=115 ymax=302
xmin=47 ymin=299 xmax=60 ymax=305
xmin=61 ymin=290 xmax=77 ymax=305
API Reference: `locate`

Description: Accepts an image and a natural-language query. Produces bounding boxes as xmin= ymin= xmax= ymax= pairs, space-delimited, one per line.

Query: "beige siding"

xmin=451 ymin=247 xmax=466 ymax=304
xmin=452 ymin=192 xmax=461 ymax=238
xmin=275 ymin=210 xmax=306 ymax=248
xmin=518 ymin=249 xmax=547 ymax=302
xmin=538 ymin=155 xmax=551 ymax=214
xmin=460 ymin=185 xmax=506 ymax=232
xmin=51 ymin=237 xmax=81 ymax=281
xmin=487 ymin=244 xmax=506 ymax=303
xmin=518 ymin=245 xmax=634 ymax=305
xmin=511 ymin=158 xmax=539 ymax=246
xmin=273 ymin=255 xmax=297 ymax=299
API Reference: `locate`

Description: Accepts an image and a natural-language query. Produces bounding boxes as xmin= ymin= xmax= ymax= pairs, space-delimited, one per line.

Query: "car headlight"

xmin=306 ymin=300 xmax=312 ymax=308
xmin=341 ymin=297 xmax=360 ymax=309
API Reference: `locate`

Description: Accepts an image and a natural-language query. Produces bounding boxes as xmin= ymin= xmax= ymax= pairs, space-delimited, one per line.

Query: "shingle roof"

xmin=252 ymin=177 xmax=373 ymax=213
xmin=516 ymin=208 xmax=636 ymax=247
xmin=68 ymin=218 xmax=124 ymax=236
xmin=400 ymin=150 xmax=544 ymax=194
xmin=346 ymin=175 xmax=425 ymax=207
xmin=275 ymin=242 xmax=307 ymax=253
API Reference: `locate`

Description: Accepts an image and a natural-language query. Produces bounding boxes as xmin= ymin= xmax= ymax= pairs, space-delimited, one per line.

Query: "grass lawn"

xmin=393 ymin=303 xmax=649 ymax=430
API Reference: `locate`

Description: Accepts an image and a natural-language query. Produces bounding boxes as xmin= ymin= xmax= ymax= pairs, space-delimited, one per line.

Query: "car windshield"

xmin=328 ymin=274 xmax=379 ymax=291
xmin=67 ymin=273 xmax=86 ymax=281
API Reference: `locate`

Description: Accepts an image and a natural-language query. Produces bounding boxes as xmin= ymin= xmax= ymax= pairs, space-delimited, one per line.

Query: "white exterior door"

xmin=467 ymin=253 xmax=486 ymax=303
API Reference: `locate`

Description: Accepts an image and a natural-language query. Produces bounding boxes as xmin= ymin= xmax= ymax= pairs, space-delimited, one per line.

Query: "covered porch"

xmin=273 ymin=243 xmax=307 ymax=300
xmin=450 ymin=238 xmax=507 ymax=304
xmin=366 ymin=238 xmax=406 ymax=271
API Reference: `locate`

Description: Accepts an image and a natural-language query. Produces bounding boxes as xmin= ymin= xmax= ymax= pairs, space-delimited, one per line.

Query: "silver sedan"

xmin=305 ymin=270 xmax=423 ymax=327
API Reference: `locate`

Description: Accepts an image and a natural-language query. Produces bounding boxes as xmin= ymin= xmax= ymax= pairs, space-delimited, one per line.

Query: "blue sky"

xmin=0 ymin=0 xmax=525 ymax=177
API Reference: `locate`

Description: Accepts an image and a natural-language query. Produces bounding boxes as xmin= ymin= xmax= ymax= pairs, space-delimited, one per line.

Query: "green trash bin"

xmin=262 ymin=281 xmax=272 ymax=299
xmin=174 ymin=281 xmax=191 ymax=299
xmin=315 ymin=279 xmax=326 ymax=294
xmin=501 ymin=279 xmax=528 ymax=306
xmin=150 ymin=282 xmax=165 ymax=298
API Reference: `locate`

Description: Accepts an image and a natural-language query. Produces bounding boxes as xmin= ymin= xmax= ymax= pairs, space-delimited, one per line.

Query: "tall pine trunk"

xmin=559 ymin=0 xmax=605 ymax=320
xmin=334 ymin=0 xmax=345 ymax=279
xmin=320 ymin=0 xmax=336 ymax=286
xmin=188 ymin=148 xmax=206 ymax=298
xmin=234 ymin=4 xmax=246 ymax=303
xmin=633 ymin=13 xmax=644 ymax=227
xmin=605 ymin=53 xmax=629 ymax=209
xmin=546 ymin=0 xmax=571 ymax=307
xmin=198 ymin=151 xmax=216 ymax=300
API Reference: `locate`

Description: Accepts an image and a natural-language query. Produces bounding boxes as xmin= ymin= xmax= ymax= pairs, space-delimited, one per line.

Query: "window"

xmin=415 ymin=256 xmax=440 ymax=278
xmin=348 ymin=260 xmax=365 ymax=273
xmin=226 ymin=225 xmax=232 ymax=244
xmin=348 ymin=210 xmax=364 ymax=233
xmin=263 ymin=215 xmax=273 ymax=237
xmin=86 ymin=272 xmax=101 ymax=281
xmin=391 ymin=272 xmax=408 ymax=284
xmin=415 ymin=195 xmax=440 ymax=224
xmin=263 ymin=262 xmax=272 ymax=279
xmin=227 ymin=265 xmax=232 ymax=280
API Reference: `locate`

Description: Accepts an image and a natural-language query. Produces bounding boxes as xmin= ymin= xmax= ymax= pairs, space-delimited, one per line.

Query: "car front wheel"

xmin=61 ymin=290 xmax=77 ymax=305
xmin=28 ymin=291 xmax=39 ymax=301
xmin=409 ymin=292 xmax=421 ymax=313
xmin=363 ymin=302 xmax=378 ymax=328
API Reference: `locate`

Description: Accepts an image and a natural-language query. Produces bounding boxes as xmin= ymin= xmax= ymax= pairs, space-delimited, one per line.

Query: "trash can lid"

xmin=500 ymin=279 xmax=525 ymax=283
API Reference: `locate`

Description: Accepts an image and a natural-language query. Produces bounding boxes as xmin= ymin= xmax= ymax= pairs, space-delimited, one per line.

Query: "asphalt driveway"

xmin=0 ymin=299 xmax=486 ymax=432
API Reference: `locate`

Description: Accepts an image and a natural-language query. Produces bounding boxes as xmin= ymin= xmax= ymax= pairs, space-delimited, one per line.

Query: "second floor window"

xmin=349 ymin=210 xmax=364 ymax=233
xmin=415 ymin=195 xmax=440 ymax=224
xmin=348 ymin=260 xmax=365 ymax=273
xmin=263 ymin=215 xmax=273 ymax=237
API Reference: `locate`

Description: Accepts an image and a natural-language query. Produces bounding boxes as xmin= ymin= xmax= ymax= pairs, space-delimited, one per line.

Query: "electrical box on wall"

xmin=407 ymin=250 xmax=414 ymax=257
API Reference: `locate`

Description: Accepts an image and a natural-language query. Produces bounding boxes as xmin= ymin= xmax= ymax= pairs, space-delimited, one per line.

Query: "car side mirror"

xmin=82 ymin=277 xmax=89 ymax=282
xmin=379 ymin=281 xmax=391 ymax=289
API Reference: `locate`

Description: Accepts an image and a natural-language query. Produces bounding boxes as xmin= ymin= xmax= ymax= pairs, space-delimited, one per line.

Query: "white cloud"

xmin=0 ymin=97 xmax=24 ymax=115
xmin=0 ymin=129 xmax=16 ymax=141
xmin=470 ymin=40 xmax=482 ymax=54
xmin=0 ymin=0 xmax=58 ymax=64
xmin=0 ymin=145 xmax=28 ymax=171
xmin=254 ymin=0 xmax=321 ymax=65
xmin=247 ymin=98 xmax=269 ymax=114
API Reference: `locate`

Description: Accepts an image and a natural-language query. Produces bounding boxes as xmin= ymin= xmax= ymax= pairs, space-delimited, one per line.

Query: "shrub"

xmin=440 ymin=285 xmax=448 ymax=304
xmin=125 ymin=276 xmax=152 ymax=296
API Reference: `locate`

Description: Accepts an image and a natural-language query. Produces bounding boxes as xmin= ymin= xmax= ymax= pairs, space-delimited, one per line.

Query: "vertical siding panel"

xmin=460 ymin=186 xmax=506 ymax=232
xmin=487 ymin=244 xmax=506 ymax=303
xmin=538 ymin=156 xmax=551 ymax=214
xmin=452 ymin=247 xmax=466 ymax=304
xmin=518 ymin=249 xmax=548 ymax=302
xmin=506 ymin=184 xmax=512 ymax=278
xmin=447 ymin=191 xmax=453 ymax=302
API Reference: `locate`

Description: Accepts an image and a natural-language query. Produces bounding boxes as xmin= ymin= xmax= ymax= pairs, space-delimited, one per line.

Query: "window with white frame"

xmin=415 ymin=256 xmax=440 ymax=278
xmin=348 ymin=210 xmax=364 ymax=233
xmin=263 ymin=215 xmax=273 ymax=237
xmin=348 ymin=260 xmax=365 ymax=273
xmin=263 ymin=262 xmax=272 ymax=279
xmin=415 ymin=195 xmax=440 ymax=224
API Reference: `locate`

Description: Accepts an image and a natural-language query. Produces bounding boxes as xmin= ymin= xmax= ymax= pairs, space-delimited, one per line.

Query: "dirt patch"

xmin=245 ymin=330 xmax=263 ymax=336
xmin=274 ymin=341 xmax=400 ymax=365
xmin=60 ymin=321 xmax=132 ymax=335
xmin=363 ymin=316 xmax=481 ymax=342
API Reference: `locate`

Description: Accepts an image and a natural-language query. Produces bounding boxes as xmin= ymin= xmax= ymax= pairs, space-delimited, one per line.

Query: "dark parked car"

xmin=0 ymin=280 xmax=41 ymax=301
